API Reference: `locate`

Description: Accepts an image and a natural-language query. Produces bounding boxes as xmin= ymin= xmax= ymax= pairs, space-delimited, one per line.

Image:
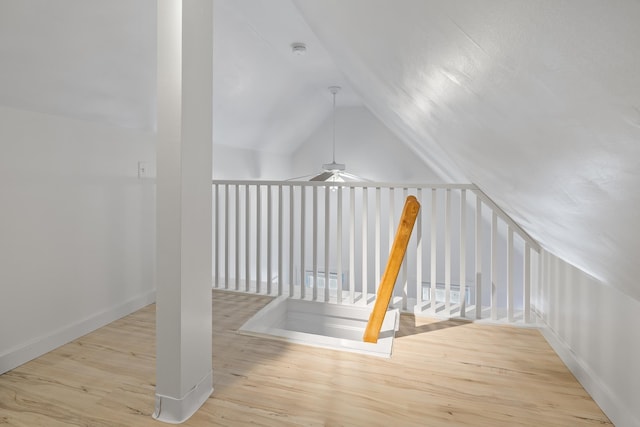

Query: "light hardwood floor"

xmin=0 ymin=291 xmax=611 ymax=426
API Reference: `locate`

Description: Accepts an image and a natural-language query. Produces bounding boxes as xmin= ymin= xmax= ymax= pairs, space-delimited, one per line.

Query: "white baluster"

xmin=324 ymin=186 xmax=330 ymax=302
xmin=507 ymin=228 xmax=514 ymax=323
xmin=312 ymin=186 xmax=318 ymax=301
xmin=349 ymin=186 xmax=355 ymax=304
xmin=278 ymin=185 xmax=283 ymax=296
xmin=475 ymin=197 xmax=482 ymax=319
xmin=267 ymin=185 xmax=273 ymax=295
xmin=362 ymin=187 xmax=369 ymax=305
xmin=459 ymin=189 xmax=467 ymax=317
xmin=430 ymin=188 xmax=437 ymax=315
xmin=491 ymin=211 xmax=498 ymax=321
xmin=416 ymin=188 xmax=423 ymax=310
xmin=445 ymin=189 xmax=451 ymax=315
xmin=337 ymin=186 xmax=343 ymax=304
xmin=234 ymin=185 xmax=239 ymax=290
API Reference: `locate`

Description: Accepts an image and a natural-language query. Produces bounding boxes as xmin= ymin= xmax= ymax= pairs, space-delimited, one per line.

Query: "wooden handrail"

xmin=363 ymin=195 xmax=420 ymax=343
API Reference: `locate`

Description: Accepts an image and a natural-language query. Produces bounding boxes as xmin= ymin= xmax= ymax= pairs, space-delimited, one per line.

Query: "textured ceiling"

xmin=1 ymin=0 xmax=639 ymax=301
xmin=295 ymin=0 xmax=640 ymax=300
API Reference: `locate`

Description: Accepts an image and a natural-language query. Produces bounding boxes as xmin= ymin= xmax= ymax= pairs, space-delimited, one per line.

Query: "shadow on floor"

xmin=395 ymin=314 xmax=471 ymax=338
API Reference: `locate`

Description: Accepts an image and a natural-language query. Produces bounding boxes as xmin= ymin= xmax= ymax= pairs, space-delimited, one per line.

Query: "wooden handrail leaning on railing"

xmin=363 ymin=196 xmax=420 ymax=343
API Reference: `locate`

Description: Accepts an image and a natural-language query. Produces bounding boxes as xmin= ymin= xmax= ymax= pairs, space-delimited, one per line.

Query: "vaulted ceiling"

xmin=1 ymin=0 xmax=639 ymax=301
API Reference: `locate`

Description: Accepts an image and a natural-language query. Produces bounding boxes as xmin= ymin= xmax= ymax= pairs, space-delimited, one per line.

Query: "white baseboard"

xmin=540 ymin=324 xmax=638 ymax=427
xmin=153 ymin=370 xmax=213 ymax=424
xmin=0 ymin=290 xmax=156 ymax=375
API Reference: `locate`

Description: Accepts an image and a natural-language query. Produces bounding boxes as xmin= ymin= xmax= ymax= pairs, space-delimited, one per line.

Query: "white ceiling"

xmin=213 ymin=0 xmax=362 ymax=154
xmin=296 ymin=0 xmax=640 ymax=300
xmin=0 ymin=0 xmax=157 ymax=129
xmin=1 ymin=0 xmax=639 ymax=301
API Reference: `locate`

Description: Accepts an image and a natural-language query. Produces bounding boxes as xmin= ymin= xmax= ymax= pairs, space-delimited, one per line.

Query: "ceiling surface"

xmin=1 ymin=0 xmax=639 ymax=301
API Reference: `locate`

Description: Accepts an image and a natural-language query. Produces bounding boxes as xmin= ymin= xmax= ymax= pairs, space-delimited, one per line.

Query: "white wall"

xmin=292 ymin=106 xmax=443 ymax=183
xmin=213 ymin=144 xmax=292 ymax=180
xmin=536 ymin=250 xmax=640 ymax=427
xmin=0 ymin=106 xmax=156 ymax=374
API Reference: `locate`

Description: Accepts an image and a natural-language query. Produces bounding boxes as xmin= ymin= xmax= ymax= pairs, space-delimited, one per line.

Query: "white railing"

xmin=213 ymin=180 xmax=540 ymax=324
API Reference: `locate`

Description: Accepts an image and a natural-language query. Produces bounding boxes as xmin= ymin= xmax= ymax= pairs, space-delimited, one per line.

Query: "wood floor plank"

xmin=0 ymin=290 xmax=611 ymax=426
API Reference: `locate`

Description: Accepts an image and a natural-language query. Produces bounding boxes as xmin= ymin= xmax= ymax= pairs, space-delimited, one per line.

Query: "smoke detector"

xmin=291 ymin=42 xmax=307 ymax=56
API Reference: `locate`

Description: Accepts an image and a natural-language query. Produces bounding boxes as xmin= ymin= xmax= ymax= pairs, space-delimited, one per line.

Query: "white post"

xmin=155 ymin=1 xmax=213 ymax=423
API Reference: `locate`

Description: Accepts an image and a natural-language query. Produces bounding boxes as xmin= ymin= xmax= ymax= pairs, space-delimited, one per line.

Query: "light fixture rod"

xmin=329 ymin=86 xmax=341 ymax=164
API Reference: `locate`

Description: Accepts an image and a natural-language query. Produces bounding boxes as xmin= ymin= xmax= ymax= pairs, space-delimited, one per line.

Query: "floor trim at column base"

xmin=153 ymin=370 xmax=213 ymax=424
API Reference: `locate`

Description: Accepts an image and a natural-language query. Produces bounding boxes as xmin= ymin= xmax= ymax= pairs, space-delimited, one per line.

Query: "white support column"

xmin=155 ymin=1 xmax=213 ymax=423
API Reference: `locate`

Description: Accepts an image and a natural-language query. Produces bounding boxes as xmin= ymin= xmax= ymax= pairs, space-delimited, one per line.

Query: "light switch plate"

xmin=138 ymin=161 xmax=149 ymax=178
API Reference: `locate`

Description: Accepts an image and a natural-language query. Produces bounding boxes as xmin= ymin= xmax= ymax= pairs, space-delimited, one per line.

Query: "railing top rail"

xmin=212 ymin=179 xmax=540 ymax=252
xmin=212 ymin=180 xmax=477 ymax=190
xmin=472 ymin=188 xmax=541 ymax=253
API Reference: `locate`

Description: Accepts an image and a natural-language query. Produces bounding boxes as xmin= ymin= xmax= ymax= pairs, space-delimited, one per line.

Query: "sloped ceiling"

xmin=1 ymin=1 xmax=639 ymax=301
xmin=295 ymin=0 xmax=640 ymax=300
xmin=213 ymin=0 xmax=362 ymax=154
